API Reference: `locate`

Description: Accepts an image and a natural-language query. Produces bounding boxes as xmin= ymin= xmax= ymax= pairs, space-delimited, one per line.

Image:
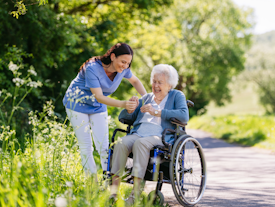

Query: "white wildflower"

xmin=47 ymin=108 xmax=54 ymax=116
xmin=17 ymin=161 xmax=22 ymax=168
xmin=84 ymin=125 xmax=90 ymax=133
xmin=75 ymin=88 xmax=81 ymax=95
xmin=81 ymin=16 xmax=88 ymax=24
xmin=61 ymin=80 xmax=67 ymax=89
xmin=55 ymin=197 xmax=67 ymax=207
xmin=27 ymin=81 xmax=42 ymax=88
xmin=12 ymin=78 xmax=24 ymax=86
xmin=91 ymin=95 xmax=95 ymax=101
xmin=66 ymin=181 xmax=73 ymax=187
xmin=8 ymin=61 xmax=19 ymax=72
xmin=28 ymin=66 xmax=37 ymax=76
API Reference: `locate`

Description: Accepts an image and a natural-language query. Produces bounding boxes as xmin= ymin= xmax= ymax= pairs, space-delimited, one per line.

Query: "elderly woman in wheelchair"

xmin=108 ymin=64 xmax=206 ymax=206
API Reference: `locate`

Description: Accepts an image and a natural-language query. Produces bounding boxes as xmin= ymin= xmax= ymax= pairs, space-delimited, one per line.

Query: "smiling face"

xmin=111 ymin=53 xmax=132 ymax=73
xmin=152 ymin=73 xmax=171 ymax=101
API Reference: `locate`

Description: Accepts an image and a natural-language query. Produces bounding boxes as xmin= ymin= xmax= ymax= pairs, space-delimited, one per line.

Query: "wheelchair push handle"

xmin=186 ymin=100 xmax=194 ymax=108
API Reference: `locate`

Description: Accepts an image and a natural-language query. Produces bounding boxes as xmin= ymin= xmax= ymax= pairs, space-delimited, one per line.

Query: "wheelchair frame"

xmin=106 ymin=100 xmax=207 ymax=206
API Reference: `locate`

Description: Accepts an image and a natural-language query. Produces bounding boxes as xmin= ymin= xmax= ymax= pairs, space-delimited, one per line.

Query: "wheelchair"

xmin=106 ymin=100 xmax=207 ymax=206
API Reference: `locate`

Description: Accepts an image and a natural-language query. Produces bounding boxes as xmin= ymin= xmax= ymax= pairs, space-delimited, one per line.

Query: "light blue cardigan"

xmin=118 ymin=89 xmax=189 ymax=144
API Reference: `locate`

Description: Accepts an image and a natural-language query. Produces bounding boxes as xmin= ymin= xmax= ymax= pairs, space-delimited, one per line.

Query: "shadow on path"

xmin=145 ymin=129 xmax=275 ymax=207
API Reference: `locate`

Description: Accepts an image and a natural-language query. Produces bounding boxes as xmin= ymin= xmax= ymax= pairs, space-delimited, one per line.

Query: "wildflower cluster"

xmin=8 ymin=61 xmax=42 ymax=88
xmin=0 ymin=61 xmax=43 ymax=128
xmin=65 ymin=86 xmax=96 ymax=110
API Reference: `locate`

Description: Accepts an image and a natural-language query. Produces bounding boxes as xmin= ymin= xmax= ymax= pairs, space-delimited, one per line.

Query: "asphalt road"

xmin=144 ymin=129 xmax=275 ymax=207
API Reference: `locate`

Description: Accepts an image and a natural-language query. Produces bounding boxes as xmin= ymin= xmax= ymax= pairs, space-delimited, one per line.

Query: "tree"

xmin=245 ymin=69 xmax=275 ymax=114
xmin=1 ymin=0 xmax=173 ymax=145
xmin=128 ymin=0 xmax=253 ymax=116
xmin=1 ymin=0 xmax=172 ymax=115
xmin=244 ymin=31 xmax=275 ymax=114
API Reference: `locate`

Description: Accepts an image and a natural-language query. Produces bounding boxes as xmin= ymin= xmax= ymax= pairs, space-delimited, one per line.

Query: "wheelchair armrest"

xmin=161 ymin=128 xmax=174 ymax=152
xmin=119 ymin=118 xmax=134 ymax=126
xmin=187 ymin=100 xmax=194 ymax=108
xmin=170 ymin=118 xmax=187 ymax=128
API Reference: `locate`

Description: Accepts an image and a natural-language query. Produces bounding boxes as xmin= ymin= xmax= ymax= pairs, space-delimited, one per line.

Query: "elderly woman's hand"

xmin=126 ymin=96 xmax=139 ymax=113
xmin=140 ymin=104 xmax=155 ymax=115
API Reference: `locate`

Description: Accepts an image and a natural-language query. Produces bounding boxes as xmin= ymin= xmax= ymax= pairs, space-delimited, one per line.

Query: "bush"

xmin=244 ymin=69 xmax=275 ymax=114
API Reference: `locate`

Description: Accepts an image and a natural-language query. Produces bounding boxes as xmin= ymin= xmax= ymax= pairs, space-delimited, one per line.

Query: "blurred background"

xmin=1 ymin=0 xmax=274 ymax=151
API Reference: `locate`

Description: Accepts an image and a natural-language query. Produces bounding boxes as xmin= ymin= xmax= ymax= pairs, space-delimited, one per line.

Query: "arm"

xmin=90 ymin=87 xmax=137 ymax=111
xmin=127 ymin=74 xmax=147 ymax=96
xmin=161 ymin=92 xmax=189 ymax=123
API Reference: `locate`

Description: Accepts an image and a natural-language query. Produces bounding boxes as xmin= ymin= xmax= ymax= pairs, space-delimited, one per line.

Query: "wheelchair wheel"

xmin=147 ymin=190 xmax=164 ymax=206
xmin=170 ymin=135 xmax=207 ymax=206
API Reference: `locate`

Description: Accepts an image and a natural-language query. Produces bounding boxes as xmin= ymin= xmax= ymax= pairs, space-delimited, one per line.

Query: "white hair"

xmin=150 ymin=64 xmax=179 ymax=89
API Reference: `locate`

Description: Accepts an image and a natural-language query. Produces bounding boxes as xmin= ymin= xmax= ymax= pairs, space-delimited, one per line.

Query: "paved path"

xmin=144 ymin=129 xmax=275 ymax=207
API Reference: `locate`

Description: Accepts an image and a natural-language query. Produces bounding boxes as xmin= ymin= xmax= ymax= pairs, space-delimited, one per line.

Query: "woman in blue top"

xmin=63 ymin=43 xmax=146 ymax=176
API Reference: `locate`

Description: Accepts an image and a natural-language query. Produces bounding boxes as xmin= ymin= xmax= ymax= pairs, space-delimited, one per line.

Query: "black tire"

xmin=148 ymin=190 xmax=164 ymax=206
xmin=169 ymin=135 xmax=207 ymax=206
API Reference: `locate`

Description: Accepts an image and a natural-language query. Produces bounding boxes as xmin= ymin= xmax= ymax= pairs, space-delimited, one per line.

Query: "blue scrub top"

xmin=63 ymin=60 xmax=132 ymax=114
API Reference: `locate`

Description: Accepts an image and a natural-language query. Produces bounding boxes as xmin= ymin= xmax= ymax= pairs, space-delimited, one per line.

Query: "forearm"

xmin=95 ymin=94 xmax=125 ymax=108
xmin=161 ymin=92 xmax=189 ymax=123
xmin=132 ymin=79 xmax=146 ymax=96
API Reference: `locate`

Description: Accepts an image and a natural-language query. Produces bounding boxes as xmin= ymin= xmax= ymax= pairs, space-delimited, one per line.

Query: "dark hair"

xmin=79 ymin=43 xmax=133 ymax=72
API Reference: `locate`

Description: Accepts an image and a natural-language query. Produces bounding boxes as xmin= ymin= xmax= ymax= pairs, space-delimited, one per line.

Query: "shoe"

xmin=124 ymin=194 xmax=135 ymax=206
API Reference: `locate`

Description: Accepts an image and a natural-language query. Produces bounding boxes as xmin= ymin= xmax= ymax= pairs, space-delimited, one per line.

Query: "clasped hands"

xmin=126 ymin=96 xmax=154 ymax=115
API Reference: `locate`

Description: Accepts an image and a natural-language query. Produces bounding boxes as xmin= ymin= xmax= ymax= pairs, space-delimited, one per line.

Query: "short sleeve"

xmin=85 ymin=65 xmax=100 ymax=88
xmin=124 ymin=68 xmax=133 ymax=79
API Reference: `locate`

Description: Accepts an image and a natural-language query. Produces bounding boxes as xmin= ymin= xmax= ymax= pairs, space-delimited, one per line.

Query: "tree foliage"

xmin=1 ymin=0 xmax=173 ymax=145
xmin=129 ymin=0 xmax=253 ymax=115
xmin=1 ymin=0 xmax=172 ymax=115
xmin=245 ymin=69 xmax=275 ymax=114
xmin=244 ymin=30 xmax=275 ymax=114
xmin=1 ymin=0 xmax=253 ymax=123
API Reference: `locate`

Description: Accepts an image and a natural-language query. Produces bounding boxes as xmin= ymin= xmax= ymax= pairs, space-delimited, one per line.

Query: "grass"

xmin=188 ymin=115 xmax=275 ymax=151
xmin=205 ymin=80 xmax=265 ymax=116
xmin=189 ymin=75 xmax=275 ymax=152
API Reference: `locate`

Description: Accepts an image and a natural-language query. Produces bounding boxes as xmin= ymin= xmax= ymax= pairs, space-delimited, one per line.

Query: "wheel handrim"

xmin=172 ymin=136 xmax=207 ymax=205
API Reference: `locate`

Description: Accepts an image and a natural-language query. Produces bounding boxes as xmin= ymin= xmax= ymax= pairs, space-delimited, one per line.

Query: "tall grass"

xmin=1 ymin=102 xmax=162 ymax=206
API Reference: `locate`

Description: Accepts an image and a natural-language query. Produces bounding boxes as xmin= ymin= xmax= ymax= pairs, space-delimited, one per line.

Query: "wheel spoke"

xmin=170 ymin=136 xmax=207 ymax=206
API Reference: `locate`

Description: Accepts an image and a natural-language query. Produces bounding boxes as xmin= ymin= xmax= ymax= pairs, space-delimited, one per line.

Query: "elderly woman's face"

xmin=152 ymin=73 xmax=171 ymax=100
